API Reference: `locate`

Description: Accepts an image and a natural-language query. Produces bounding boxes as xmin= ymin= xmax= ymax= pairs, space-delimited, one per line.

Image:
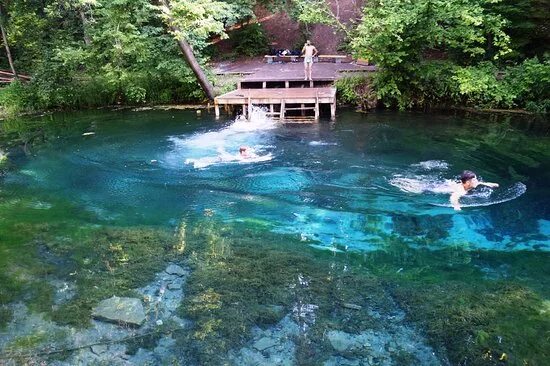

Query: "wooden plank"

xmin=284 ymin=107 xmax=315 ymax=111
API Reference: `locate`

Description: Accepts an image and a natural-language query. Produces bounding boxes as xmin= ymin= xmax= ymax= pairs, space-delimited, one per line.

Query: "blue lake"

xmin=0 ymin=109 xmax=549 ymax=365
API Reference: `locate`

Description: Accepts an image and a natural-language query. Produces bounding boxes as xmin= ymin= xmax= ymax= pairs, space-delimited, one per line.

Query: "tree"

xmin=350 ymin=0 xmax=512 ymax=108
xmin=157 ymin=0 xmax=241 ymax=100
xmin=0 ymin=3 xmax=17 ymax=79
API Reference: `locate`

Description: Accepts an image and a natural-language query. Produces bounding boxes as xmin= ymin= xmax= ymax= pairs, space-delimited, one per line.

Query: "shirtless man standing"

xmin=301 ymin=40 xmax=318 ymax=81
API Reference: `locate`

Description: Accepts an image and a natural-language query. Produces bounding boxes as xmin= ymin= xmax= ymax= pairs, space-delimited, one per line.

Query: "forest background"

xmin=0 ymin=0 xmax=548 ymax=115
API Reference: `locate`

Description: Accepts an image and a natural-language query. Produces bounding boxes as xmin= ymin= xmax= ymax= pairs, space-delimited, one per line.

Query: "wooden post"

xmin=215 ymin=100 xmax=220 ymax=118
xmin=280 ymin=99 xmax=285 ymax=121
xmin=270 ymin=104 xmax=274 ymax=114
xmin=314 ymin=93 xmax=319 ymax=120
xmin=248 ymin=97 xmax=252 ymax=119
xmin=242 ymin=104 xmax=247 ymax=119
xmin=285 ymin=80 xmax=289 ymax=88
xmin=331 ymin=100 xmax=336 ymax=120
xmin=262 ymin=81 xmax=267 ymax=89
xmin=301 ymin=104 xmax=305 ymax=116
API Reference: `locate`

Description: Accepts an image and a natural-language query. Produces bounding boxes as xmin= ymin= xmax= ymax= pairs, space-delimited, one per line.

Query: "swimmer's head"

xmin=460 ymin=170 xmax=479 ymax=189
xmin=239 ymin=146 xmax=247 ymax=154
xmin=306 ymin=40 xmax=311 ymax=45
xmin=460 ymin=170 xmax=476 ymax=183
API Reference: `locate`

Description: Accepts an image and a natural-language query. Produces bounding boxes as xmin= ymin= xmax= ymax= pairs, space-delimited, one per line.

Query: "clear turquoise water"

xmin=1 ymin=108 xmax=549 ymax=365
xmin=5 ymin=109 xmax=549 ymax=250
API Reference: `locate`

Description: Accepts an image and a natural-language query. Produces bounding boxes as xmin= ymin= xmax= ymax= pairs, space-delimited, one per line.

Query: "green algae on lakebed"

xmin=172 ymin=220 xmax=550 ymax=366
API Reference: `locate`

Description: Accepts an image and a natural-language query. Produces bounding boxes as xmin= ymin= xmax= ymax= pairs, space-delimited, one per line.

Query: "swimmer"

xmin=450 ymin=170 xmax=499 ymax=210
xmin=239 ymin=146 xmax=257 ymax=159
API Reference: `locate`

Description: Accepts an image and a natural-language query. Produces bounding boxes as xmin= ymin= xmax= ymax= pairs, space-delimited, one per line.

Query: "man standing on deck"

xmin=301 ymin=40 xmax=318 ymax=81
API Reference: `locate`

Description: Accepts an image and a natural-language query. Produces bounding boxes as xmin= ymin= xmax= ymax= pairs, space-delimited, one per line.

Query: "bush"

xmin=231 ymin=23 xmax=269 ymax=57
xmin=504 ymin=58 xmax=550 ymax=113
xmin=335 ymin=74 xmax=377 ymax=110
xmin=369 ymin=58 xmax=550 ymax=113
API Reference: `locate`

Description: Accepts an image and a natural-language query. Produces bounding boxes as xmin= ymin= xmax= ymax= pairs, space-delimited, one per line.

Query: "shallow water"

xmin=0 ymin=108 xmax=549 ymax=365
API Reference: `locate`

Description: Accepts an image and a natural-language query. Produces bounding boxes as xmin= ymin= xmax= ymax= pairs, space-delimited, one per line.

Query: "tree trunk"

xmin=160 ymin=0 xmax=216 ymax=100
xmin=0 ymin=5 xmax=17 ymax=80
xmin=79 ymin=10 xmax=92 ymax=46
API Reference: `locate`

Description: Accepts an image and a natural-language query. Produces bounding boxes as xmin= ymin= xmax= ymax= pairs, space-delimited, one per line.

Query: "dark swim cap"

xmin=460 ymin=170 xmax=476 ymax=183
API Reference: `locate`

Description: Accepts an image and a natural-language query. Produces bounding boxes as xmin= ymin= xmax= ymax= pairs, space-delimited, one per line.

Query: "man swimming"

xmin=450 ymin=170 xmax=499 ymax=210
xmin=301 ymin=40 xmax=318 ymax=81
xmin=239 ymin=146 xmax=257 ymax=159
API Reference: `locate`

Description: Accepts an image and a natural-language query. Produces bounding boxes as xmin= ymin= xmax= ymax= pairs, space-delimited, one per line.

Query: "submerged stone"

xmin=91 ymin=344 xmax=108 ymax=355
xmin=167 ymin=282 xmax=182 ymax=290
xmin=92 ymin=296 xmax=146 ymax=326
xmin=165 ymin=264 xmax=186 ymax=277
xmin=253 ymin=336 xmax=278 ymax=351
xmin=327 ymin=330 xmax=358 ymax=353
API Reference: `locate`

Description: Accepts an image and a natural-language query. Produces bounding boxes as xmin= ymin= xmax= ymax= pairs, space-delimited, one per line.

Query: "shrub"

xmin=335 ymin=74 xmax=377 ymax=110
xmin=231 ymin=23 xmax=269 ymax=57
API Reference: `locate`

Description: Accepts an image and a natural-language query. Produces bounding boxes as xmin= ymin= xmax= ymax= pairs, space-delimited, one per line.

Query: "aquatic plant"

xmin=177 ymin=220 xmax=400 ymax=364
xmin=49 ymin=227 xmax=177 ymax=327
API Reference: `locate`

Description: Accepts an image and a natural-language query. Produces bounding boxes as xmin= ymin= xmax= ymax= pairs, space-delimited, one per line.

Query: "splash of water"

xmin=411 ymin=160 xmax=449 ymax=171
xmin=389 ymin=175 xmax=455 ymax=194
xmin=165 ymin=106 xmax=276 ymax=169
xmin=309 ymin=141 xmax=337 ymax=146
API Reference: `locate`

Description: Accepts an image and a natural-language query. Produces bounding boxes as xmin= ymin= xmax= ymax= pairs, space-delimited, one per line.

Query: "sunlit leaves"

xmin=157 ymin=0 xmax=240 ymax=51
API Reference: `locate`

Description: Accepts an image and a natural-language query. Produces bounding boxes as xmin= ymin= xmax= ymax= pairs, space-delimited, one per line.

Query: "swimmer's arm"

xmin=313 ymin=46 xmax=318 ymax=57
xmin=479 ymin=182 xmax=499 ymax=188
xmin=450 ymin=192 xmax=462 ymax=211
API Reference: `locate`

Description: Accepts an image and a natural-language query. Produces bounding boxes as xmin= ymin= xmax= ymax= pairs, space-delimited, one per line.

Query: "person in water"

xmin=450 ymin=170 xmax=499 ymax=210
xmin=239 ymin=146 xmax=257 ymax=159
xmin=301 ymin=40 xmax=318 ymax=81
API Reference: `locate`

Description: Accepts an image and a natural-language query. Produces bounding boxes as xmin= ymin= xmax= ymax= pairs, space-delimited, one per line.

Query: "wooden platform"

xmin=238 ymin=76 xmax=334 ymax=89
xmin=214 ymin=87 xmax=337 ymax=121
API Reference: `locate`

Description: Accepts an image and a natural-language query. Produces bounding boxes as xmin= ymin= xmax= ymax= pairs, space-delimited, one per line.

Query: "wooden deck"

xmin=214 ymin=87 xmax=337 ymax=121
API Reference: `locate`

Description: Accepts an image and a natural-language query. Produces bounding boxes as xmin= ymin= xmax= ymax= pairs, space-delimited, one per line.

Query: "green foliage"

xmin=352 ymin=0 xmax=511 ymax=65
xmin=504 ymin=57 xmax=550 ymax=113
xmin=160 ymin=0 xmax=239 ymax=51
xmin=290 ymin=0 xmax=349 ymax=34
xmin=348 ymin=0 xmax=550 ymax=111
xmin=231 ymin=23 xmax=269 ymax=57
xmin=0 ymin=0 xmax=266 ymax=114
xmin=335 ymin=74 xmax=377 ymax=110
xmin=50 ymin=227 xmax=177 ymax=327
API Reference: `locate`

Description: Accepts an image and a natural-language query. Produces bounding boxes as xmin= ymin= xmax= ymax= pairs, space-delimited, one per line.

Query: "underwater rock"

xmin=167 ymin=282 xmax=182 ymax=290
xmin=342 ymin=303 xmax=362 ymax=310
xmin=253 ymin=336 xmax=278 ymax=351
xmin=92 ymin=296 xmax=146 ymax=326
xmin=327 ymin=330 xmax=364 ymax=353
xmin=165 ymin=264 xmax=186 ymax=277
xmin=91 ymin=344 xmax=108 ymax=355
xmin=230 ymin=315 xmax=299 ymax=365
xmin=323 ymin=356 xmax=361 ymax=366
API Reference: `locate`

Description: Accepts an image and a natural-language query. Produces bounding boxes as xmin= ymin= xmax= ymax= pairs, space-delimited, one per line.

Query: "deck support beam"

xmin=314 ymin=93 xmax=319 ymax=120
xmin=214 ymin=101 xmax=220 ymax=119
xmin=280 ymin=99 xmax=285 ymax=121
